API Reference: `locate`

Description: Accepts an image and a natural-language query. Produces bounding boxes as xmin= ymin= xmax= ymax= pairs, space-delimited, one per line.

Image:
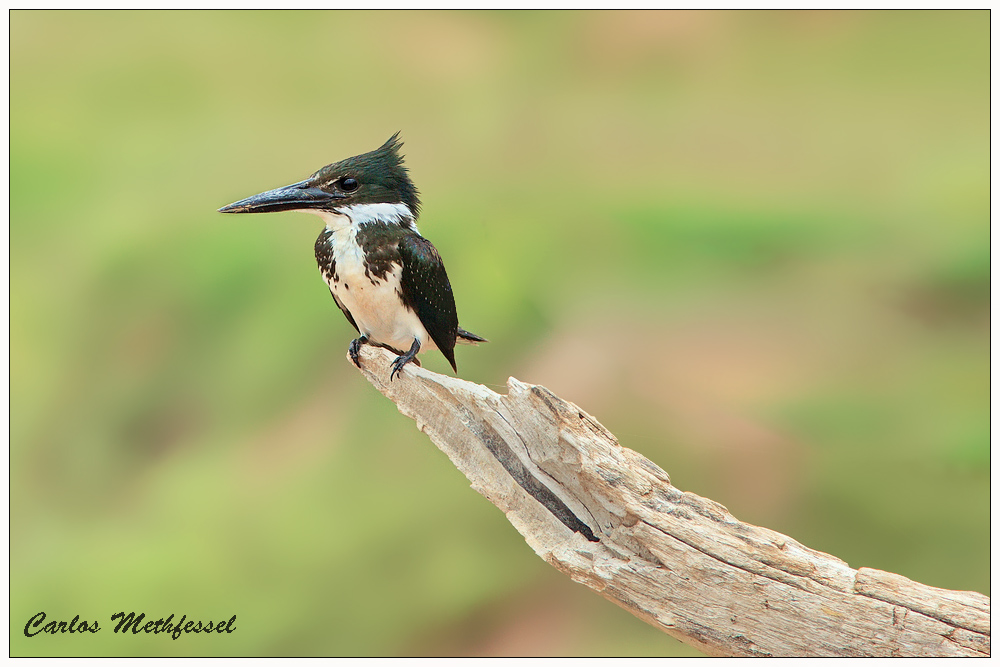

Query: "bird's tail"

xmin=456 ymin=327 xmax=488 ymax=345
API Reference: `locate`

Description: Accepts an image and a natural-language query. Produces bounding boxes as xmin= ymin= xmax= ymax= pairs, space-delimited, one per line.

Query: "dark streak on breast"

xmin=314 ymin=228 xmax=335 ymax=281
xmin=357 ymin=222 xmax=404 ymax=282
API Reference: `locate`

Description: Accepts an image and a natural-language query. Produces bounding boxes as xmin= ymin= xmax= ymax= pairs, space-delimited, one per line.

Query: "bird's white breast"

xmin=312 ymin=209 xmax=435 ymax=353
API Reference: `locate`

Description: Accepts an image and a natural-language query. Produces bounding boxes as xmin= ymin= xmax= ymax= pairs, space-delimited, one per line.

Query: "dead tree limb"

xmin=351 ymin=346 xmax=989 ymax=657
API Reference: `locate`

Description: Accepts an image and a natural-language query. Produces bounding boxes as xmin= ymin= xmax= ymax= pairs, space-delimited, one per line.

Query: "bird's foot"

xmin=389 ymin=338 xmax=421 ymax=381
xmin=349 ymin=335 xmax=369 ymax=368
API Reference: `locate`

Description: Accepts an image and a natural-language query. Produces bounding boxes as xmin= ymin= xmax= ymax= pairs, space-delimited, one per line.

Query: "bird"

xmin=219 ymin=133 xmax=485 ymax=381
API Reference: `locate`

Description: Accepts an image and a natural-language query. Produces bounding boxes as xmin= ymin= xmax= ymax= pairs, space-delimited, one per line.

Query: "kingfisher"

xmin=219 ymin=133 xmax=485 ymax=380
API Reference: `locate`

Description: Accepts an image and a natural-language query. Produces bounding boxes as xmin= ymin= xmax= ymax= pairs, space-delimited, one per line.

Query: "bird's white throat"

xmin=311 ymin=203 xmax=417 ymax=234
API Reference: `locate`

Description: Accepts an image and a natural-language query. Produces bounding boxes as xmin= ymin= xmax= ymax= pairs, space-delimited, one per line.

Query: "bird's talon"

xmin=388 ymin=338 xmax=421 ymax=381
xmin=349 ymin=335 xmax=368 ymax=368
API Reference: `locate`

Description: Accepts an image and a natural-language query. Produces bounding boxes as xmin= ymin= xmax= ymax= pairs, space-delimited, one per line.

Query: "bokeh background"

xmin=11 ymin=10 xmax=988 ymax=657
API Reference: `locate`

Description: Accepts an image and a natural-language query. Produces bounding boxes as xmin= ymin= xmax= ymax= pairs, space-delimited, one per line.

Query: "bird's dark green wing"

xmin=398 ymin=234 xmax=458 ymax=371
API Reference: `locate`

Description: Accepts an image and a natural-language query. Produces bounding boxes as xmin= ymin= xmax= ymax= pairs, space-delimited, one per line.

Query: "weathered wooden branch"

xmin=352 ymin=346 xmax=990 ymax=657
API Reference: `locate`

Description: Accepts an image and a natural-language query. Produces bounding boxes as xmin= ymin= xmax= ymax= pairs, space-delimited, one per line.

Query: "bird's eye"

xmin=339 ymin=177 xmax=359 ymax=192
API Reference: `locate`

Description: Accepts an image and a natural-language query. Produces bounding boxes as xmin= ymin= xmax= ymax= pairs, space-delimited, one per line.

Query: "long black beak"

xmin=218 ymin=179 xmax=344 ymax=214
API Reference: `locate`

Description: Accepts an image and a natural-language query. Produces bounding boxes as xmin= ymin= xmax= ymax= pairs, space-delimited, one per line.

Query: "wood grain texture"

xmin=352 ymin=346 xmax=989 ymax=657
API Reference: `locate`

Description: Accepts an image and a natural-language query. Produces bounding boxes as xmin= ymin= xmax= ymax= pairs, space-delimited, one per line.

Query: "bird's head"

xmin=219 ymin=133 xmax=420 ymax=224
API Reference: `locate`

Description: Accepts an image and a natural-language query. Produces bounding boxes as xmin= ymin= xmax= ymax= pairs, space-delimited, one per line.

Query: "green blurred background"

xmin=11 ymin=10 xmax=988 ymax=657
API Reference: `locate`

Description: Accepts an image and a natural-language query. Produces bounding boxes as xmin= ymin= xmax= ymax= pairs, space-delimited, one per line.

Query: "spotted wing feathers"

xmin=398 ymin=235 xmax=459 ymax=371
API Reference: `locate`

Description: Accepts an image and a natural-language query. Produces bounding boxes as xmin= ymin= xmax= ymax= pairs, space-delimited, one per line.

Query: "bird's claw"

xmin=349 ymin=335 xmax=368 ymax=368
xmin=388 ymin=338 xmax=422 ymax=382
xmin=389 ymin=356 xmax=420 ymax=380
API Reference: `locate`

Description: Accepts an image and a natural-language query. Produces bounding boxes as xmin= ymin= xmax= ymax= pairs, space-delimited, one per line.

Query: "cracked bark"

xmin=351 ymin=346 xmax=989 ymax=657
